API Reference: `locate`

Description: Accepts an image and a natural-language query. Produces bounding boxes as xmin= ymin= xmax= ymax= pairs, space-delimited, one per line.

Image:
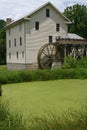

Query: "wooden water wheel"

xmin=38 ymin=43 xmax=64 ymax=69
xmin=38 ymin=38 xmax=87 ymax=69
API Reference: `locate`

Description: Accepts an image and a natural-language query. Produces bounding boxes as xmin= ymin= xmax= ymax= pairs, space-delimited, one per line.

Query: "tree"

xmin=63 ymin=4 xmax=87 ymax=39
xmin=0 ymin=39 xmax=6 ymax=65
xmin=0 ymin=20 xmax=6 ymax=30
xmin=0 ymin=20 xmax=6 ymax=65
xmin=0 ymin=20 xmax=6 ymax=39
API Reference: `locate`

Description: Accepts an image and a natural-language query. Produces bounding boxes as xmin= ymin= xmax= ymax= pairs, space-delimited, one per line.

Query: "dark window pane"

xmin=9 ymin=53 xmax=11 ymax=59
xmin=56 ymin=23 xmax=60 ymax=31
xmin=19 ymin=24 xmax=22 ymax=31
xmin=49 ymin=36 xmax=52 ymax=43
xmin=9 ymin=29 xmax=11 ymax=35
xmin=16 ymin=52 xmax=19 ymax=59
xmin=22 ymin=51 xmax=24 ymax=58
xmin=14 ymin=39 xmax=16 ymax=46
xmin=46 ymin=9 xmax=50 ymax=17
xmin=9 ymin=40 xmax=11 ymax=48
xmin=35 ymin=22 xmax=39 ymax=30
xmin=20 ymin=37 xmax=22 ymax=46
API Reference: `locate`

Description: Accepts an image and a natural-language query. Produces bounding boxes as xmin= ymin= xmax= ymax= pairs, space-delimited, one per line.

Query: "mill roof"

xmin=5 ymin=2 xmax=71 ymax=29
xmin=67 ymin=33 xmax=84 ymax=40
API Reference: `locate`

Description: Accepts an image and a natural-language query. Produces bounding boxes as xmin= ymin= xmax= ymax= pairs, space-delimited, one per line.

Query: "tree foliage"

xmin=0 ymin=20 xmax=6 ymax=65
xmin=0 ymin=39 xmax=6 ymax=64
xmin=63 ymin=4 xmax=87 ymax=38
xmin=0 ymin=20 xmax=5 ymax=30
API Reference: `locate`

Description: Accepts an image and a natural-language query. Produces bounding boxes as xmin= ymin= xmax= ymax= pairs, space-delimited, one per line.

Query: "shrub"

xmin=1 ymin=68 xmax=87 ymax=84
xmin=1 ymin=65 xmax=87 ymax=84
xmin=63 ymin=55 xmax=77 ymax=69
xmin=76 ymin=56 xmax=87 ymax=68
xmin=63 ymin=56 xmax=87 ymax=69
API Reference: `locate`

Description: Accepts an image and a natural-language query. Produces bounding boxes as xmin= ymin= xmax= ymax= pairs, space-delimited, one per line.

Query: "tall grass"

xmin=0 ymin=100 xmax=27 ymax=130
xmin=0 ymin=100 xmax=87 ymax=130
xmin=27 ymin=107 xmax=87 ymax=130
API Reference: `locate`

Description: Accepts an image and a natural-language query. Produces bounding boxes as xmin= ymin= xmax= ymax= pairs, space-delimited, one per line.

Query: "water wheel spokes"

xmin=38 ymin=43 xmax=57 ymax=69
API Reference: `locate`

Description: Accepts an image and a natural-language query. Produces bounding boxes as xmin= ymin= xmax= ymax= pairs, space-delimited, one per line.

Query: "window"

xmin=49 ymin=36 xmax=53 ymax=43
xmin=35 ymin=22 xmax=39 ymax=30
xmin=20 ymin=37 xmax=22 ymax=46
xmin=9 ymin=53 xmax=11 ymax=59
xmin=46 ymin=9 xmax=50 ymax=17
xmin=16 ymin=52 xmax=19 ymax=59
xmin=22 ymin=51 xmax=24 ymax=58
xmin=56 ymin=23 xmax=60 ymax=31
xmin=9 ymin=40 xmax=11 ymax=48
xmin=14 ymin=39 xmax=16 ymax=47
xmin=19 ymin=24 xmax=22 ymax=32
xmin=9 ymin=29 xmax=11 ymax=35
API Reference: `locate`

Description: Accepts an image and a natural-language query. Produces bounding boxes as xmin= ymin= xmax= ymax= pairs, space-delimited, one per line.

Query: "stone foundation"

xmin=7 ymin=63 xmax=38 ymax=70
xmin=51 ymin=61 xmax=62 ymax=69
xmin=25 ymin=63 xmax=38 ymax=70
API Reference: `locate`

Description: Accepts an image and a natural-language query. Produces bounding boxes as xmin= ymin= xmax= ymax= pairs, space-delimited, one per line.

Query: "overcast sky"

xmin=0 ymin=0 xmax=87 ymax=20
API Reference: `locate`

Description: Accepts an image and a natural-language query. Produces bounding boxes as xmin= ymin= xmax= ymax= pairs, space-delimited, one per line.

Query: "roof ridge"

xmin=5 ymin=2 xmax=71 ymax=29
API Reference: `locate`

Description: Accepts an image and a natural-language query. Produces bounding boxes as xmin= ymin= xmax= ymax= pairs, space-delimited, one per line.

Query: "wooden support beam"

xmin=56 ymin=38 xmax=87 ymax=45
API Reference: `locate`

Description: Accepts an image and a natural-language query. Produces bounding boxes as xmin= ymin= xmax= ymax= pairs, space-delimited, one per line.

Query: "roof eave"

xmin=65 ymin=21 xmax=72 ymax=24
xmin=4 ymin=18 xmax=24 ymax=30
xmin=4 ymin=17 xmax=30 ymax=30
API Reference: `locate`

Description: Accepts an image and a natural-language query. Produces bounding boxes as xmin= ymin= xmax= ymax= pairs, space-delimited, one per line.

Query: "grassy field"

xmin=1 ymin=79 xmax=87 ymax=117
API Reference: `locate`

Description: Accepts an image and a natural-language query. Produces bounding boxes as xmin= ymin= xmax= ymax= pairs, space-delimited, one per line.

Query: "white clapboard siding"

xmin=6 ymin=22 xmax=26 ymax=63
xmin=6 ymin=2 xmax=69 ymax=69
xmin=25 ymin=5 xmax=68 ymax=63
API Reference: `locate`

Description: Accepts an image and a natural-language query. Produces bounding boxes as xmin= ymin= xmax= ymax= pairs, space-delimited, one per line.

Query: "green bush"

xmin=63 ymin=56 xmax=87 ymax=69
xmin=63 ymin=55 xmax=77 ymax=69
xmin=1 ymin=68 xmax=87 ymax=84
xmin=76 ymin=56 xmax=87 ymax=68
xmin=1 ymin=63 xmax=87 ymax=84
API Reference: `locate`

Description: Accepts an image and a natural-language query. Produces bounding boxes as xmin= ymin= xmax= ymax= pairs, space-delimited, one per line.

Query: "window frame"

xmin=14 ymin=38 xmax=16 ymax=47
xmin=46 ymin=9 xmax=50 ymax=17
xmin=8 ymin=29 xmax=11 ymax=35
xmin=16 ymin=52 xmax=19 ymax=59
xmin=35 ymin=21 xmax=39 ymax=30
xmin=49 ymin=36 xmax=53 ymax=43
xmin=20 ymin=37 xmax=22 ymax=46
xmin=19 ymin=23 xmax=22 ymax=32
xmin=9 ymin=52 xmax=11 ymax=59
xmin=22 ymin=51 xmax=24 ymax=58
xmin=56 ymin=23 xmax=60 ymax=32
xmin=9 ymin=40 xmax=11 ymax=48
